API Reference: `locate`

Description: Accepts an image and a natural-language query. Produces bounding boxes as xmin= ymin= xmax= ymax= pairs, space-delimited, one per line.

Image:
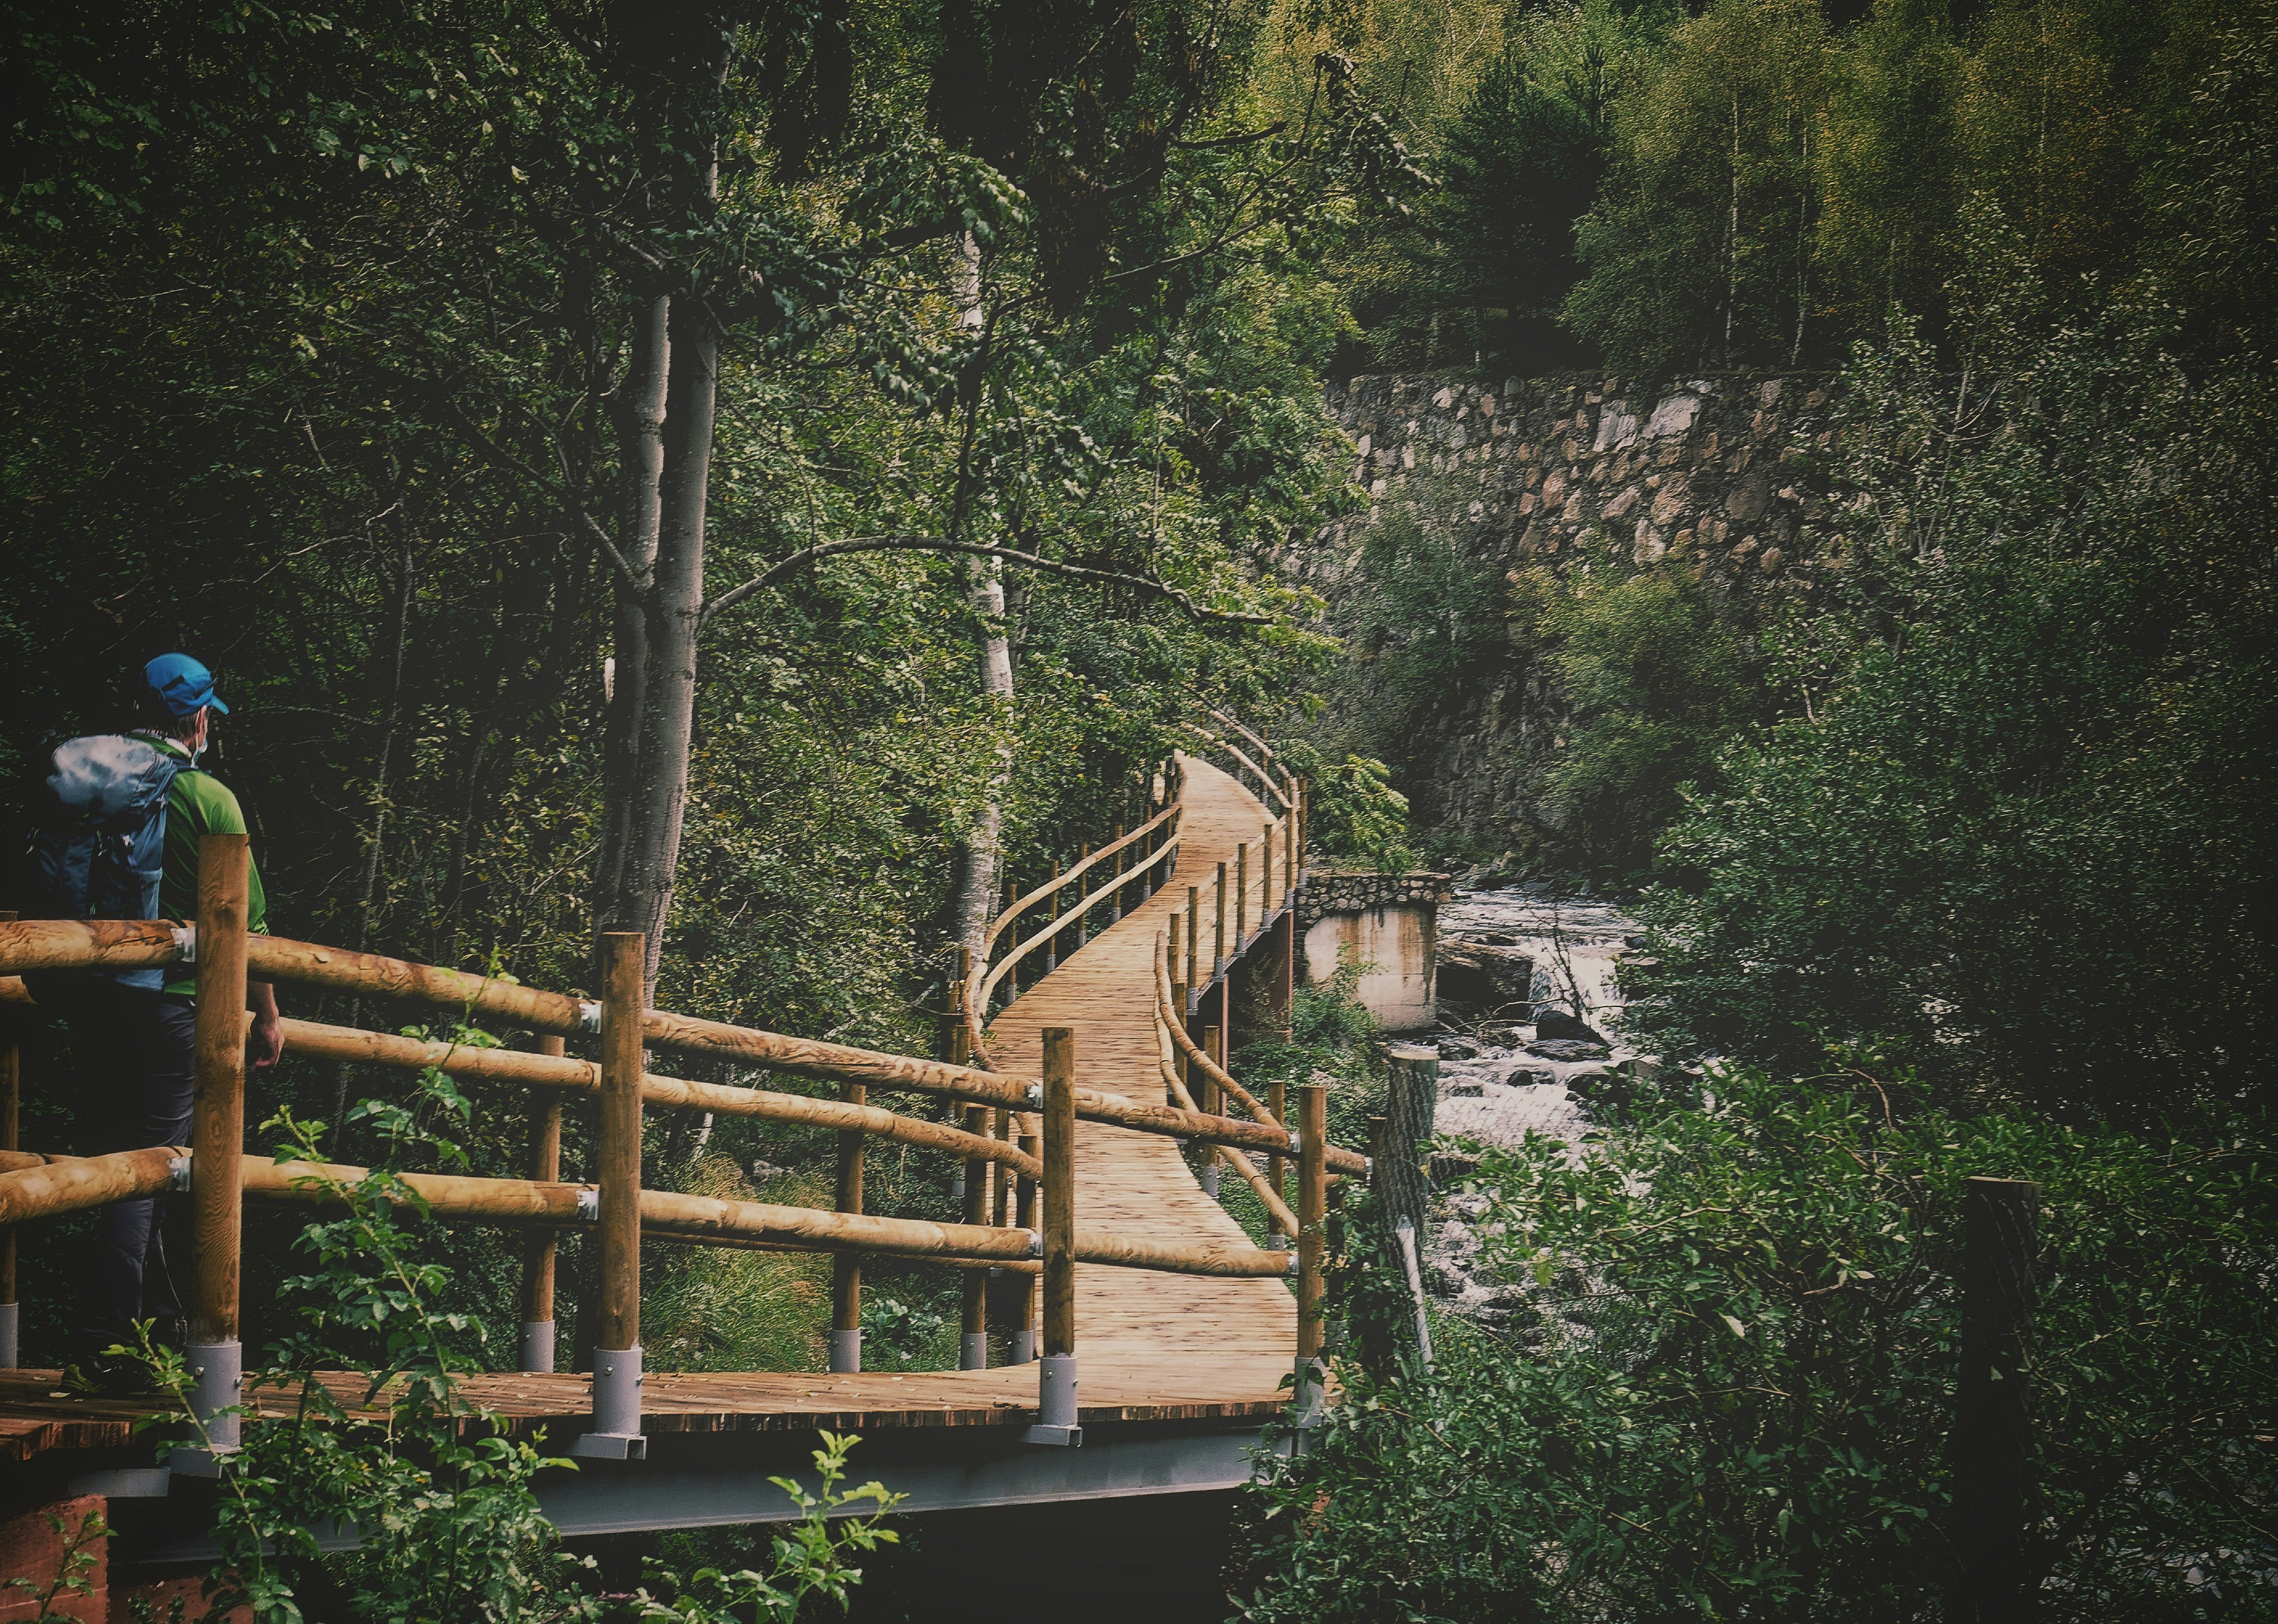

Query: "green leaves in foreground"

xmin=1232 ymin=1064 xmax=2278 ymax=1622
xmin=119 ymin=1032 xmax=901 ymax=1623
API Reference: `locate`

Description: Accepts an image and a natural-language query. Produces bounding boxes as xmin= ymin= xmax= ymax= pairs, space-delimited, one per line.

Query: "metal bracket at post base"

xmin=1022 ymin=1352 xmax=1081 ymax=1446
xmin=1289 ymin=1356 xmax=1327 ymax=1430
xmin=571 ymin=1345 xmax=647 ymax=1461
xmin=0 ymin=1300 xmax=18 ymax=1369
xmin=170 ymin=1340 xmax=244 ymax=1478
xmin=518 ymin=1319 xmax=555 ymax=1374
xmin=828 ymin=1329 xmax=862 ymax=1374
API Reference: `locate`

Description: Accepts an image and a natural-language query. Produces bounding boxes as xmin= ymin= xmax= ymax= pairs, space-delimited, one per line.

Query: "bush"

xmin=1629 ymin=252 xmax=2277 ymax=1116
xmin=1230 ymin=1063 xmax=2278 ymax=1621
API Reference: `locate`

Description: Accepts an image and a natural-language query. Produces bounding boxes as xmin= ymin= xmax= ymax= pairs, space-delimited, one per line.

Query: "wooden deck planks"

xmin=0 ymin=756 xmax=1297 ymax=1461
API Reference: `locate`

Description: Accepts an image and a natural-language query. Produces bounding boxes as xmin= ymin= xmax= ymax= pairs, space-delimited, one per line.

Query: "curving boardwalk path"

xmin=979 ymin=750 xmax=1295 ymax=1406
xmin=0 ymin=754 xmax=1294 ymax=1466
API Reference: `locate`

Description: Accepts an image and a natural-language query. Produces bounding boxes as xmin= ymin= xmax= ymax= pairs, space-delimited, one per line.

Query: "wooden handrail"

xmin=1205 ymin=708 xmax=1302 ymax=804
xmin=5 ymin=967 xmax=1325 ymax=1165
xmin=1151 ymin=983 xmax=1299 ymax=1237
xmin=1182 ymin=722 xmax=1291 ymax=813
xmin=1153 ymin=931 xmax=1282 ymax=1129
xmin=961 ymin=797 xmax=1181 ymax=1055
xmin=976 ymin=834 xmax=1168 ymax=1012
xmin=278 ymin=1018 xmax=1041 ymax=1177
xmin=984 ymin=799 xmax=1180 ymax=950
xmin=0 ymin=1150 xmax=1296 ymax=1279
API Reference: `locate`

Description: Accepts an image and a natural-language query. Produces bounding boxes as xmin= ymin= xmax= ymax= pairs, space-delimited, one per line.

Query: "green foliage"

xmin=1232 ymin=1064 xmax=2278 ymax=1621
xmin=1519 ymin=541 xmax=1772 ymax=881
xmin=1631 ymin=229 xmax=2277 ymax=1113
xmin=117 ymin=1049 xmax=897 ymax=1623
xmin=1 ymin=1506 xmax=109 ymax=1620
xmin=1323 ymin=0 xmax=2255 ymax=372
xmin=1234 ymin=960 xmax=1386 ymax=1156
xmin=1288 ymin=750 xmax=1416 ymax=874
xmin=1566 ymin=0 xmax=1831 ymax=373
xmin=858 ymin=1291 xmax=957 ymax=1372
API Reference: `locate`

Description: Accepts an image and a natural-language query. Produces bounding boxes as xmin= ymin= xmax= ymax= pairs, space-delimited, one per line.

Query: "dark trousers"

xmin=28 ymin=975 xmax=198 ymax=1358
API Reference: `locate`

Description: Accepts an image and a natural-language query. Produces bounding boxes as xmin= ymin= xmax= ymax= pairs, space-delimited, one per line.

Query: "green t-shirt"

xmin=135 ymin=733 xmax=270 ymax=995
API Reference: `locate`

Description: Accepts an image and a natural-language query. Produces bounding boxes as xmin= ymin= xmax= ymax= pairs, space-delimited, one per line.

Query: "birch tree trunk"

xmin=592 ymin=16 xmax=731 ymax=1004
xmin=949 ymin=230 xmax=1016 ymax=961
xmin=613 ymin=295 xmax=718 ymax=993
xmin=595 ymin=292 xmax=670 ymax=928
xmin=331 ymin=496 xmax=415 ymax=1146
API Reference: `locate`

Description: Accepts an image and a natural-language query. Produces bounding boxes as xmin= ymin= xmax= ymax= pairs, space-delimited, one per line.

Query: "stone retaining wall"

xmin=1294 ymin=870 xmax=1454 ymax=1031
xmin=1300 ymin=370 xmax=1841 ymax=585
xmin=1294 ymin=870 xmax=1455 ymax=931
xmin=1275 ymin=369 xmax=1841 ymax=848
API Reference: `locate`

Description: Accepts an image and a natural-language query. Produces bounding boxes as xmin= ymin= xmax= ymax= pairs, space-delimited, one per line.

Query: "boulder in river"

xmin=1505 ymin=1064 xmax=1558 ymax=1088
xmin=1438 ymin=942 xmax=1537 ymax=1009
xmin=1526 ymin=1038 xmax=1613 ymax=1062
xmin=1438 ymin=1035 xmax=1484 ymax=1060
xmin=1531 ymin=1005 xmax=1608 ymax=1044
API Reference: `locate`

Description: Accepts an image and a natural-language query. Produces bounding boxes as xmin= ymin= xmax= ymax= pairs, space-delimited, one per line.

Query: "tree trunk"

xmin=331 ymin=494 xmax=416 ymax=1147
xmin=595 ymin=292 xmax=670 ymax=941
xmin=948 ymin=231 xmax=1015 ymax=961
xmin=615 ymin=296 xmax=718 ymax=996
xmin=592 ymin=16 xmax=731 ymax=1003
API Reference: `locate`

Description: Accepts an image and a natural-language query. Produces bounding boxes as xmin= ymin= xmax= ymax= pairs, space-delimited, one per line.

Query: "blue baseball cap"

xmin=142 ymin=653 xmax=230 ymax=717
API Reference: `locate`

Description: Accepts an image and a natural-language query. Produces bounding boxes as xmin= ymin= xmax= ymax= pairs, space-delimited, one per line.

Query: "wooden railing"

xmin=0 ymin=817 xmax=1360 ymax=1460
xmin=955 ymin=755 xmax=1185 ymax=1062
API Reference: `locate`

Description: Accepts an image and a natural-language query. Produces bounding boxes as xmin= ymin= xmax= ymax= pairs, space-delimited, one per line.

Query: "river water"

xmin=1426 ymin=882 xmax=1644 ymax=1152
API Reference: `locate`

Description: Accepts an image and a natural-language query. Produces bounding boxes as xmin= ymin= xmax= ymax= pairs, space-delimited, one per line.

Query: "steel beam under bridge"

xmin=105 ymin=1421 xmax=1294 ymax=1564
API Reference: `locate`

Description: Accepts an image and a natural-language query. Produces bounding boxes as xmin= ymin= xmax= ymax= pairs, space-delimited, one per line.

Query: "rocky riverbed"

xmin=1413 ymin=882 xmax=1648 ymax=1322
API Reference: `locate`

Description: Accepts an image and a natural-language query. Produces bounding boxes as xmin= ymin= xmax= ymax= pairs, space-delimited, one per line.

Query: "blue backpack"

xmin=29 ymin=734 xmax=182 ymax=989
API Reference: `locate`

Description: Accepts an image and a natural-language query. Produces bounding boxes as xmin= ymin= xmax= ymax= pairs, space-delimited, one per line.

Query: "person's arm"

xmin=248 ymin=978 xmax=283 ymax=1069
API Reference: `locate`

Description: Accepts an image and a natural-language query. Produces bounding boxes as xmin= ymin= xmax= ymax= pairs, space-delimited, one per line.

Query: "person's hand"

xmin=249 ymin=1010 xmax=285 ymax=1069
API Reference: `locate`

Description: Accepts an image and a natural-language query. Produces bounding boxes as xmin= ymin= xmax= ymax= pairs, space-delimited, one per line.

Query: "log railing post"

xmin=181 ymin=833 xmax=250 ymax=1472
xmin=1236 ymin=843 xmax=1249 ymax=944
xmin=0 ymin=911 xmax=16 ymax=1368
xmin=1949 ymin=1176 xmax=2040 ymax=1622
xmin=1169 ymin=977 xmax=1189 ymax=1108
xmin=1198 ymin=1024 xmax=1223 ymax=1199
xmin=1213 ymin=864 xmax=1228 ymax=977
xmin=1072 ymin=845 xmax=1091 ymax=951
xmin=575 ymin=930 xmax=647 ymax=1460
xmin=1186 ymin=887 xmax=1201 ymax=1002
xmin=1029 ymin=1027 xmax=1079 ymax=1444
xmin=960 ymin=1103 xmax=989 ymax=1368
xmin=1259 ymin=823 xmax=1272 ymax=924
xmin=1013 ymin=1130 xmax=1041 ymax=1364
xmin=1266 ymin=1074 xmax=1288 ymax=1251
xmin=1294 ymin=1079 xmax=1327 ymax=1426
xmin=517 ymin=1033 xmax=567 ymax=1372
xmin=830 ymin=1081 xmax=866 ymax=1373
xmin=1109 ymin=824 xmax=1126 ymax=923
xmin=1284 ymin=807 xmax=1297 ymax=905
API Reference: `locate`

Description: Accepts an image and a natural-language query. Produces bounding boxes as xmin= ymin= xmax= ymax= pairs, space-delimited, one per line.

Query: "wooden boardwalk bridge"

xmin=0 ymin=728 xmax=1359 ymax=1567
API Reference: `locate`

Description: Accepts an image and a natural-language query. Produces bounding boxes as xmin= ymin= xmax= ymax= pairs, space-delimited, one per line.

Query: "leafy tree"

xmin=1232 ymin=1064 xmax=2278 ymax=1621
xmin=1814 ymin=0 xmax=1965 ymax=344
xmin=1566 ymin=0 xmax=1831 ymax=372
xmin=1631 ymin=221 xmax=2277 ymax=1115
xmin=1523 ymin=542 xmax=1772 ymax=882
xmin=1959 ymin=0 xmax=2130 ymax=286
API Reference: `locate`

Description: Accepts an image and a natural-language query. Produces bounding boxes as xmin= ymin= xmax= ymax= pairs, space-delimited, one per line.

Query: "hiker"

xmin=24 ymin=653 xmax=281 ymax=1382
